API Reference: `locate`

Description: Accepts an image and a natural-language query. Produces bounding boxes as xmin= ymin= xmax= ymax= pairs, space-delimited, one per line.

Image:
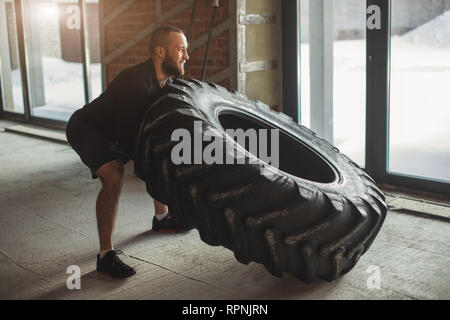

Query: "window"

xmin=0 ymin=0 xmax=101 ymax=124
xmin=0 ymin=0 xmax=25 ymax=114
xmin=299 ymin=0 xmax=366 ymax=167
xmin=293 ymin=0 xmax=450 ymax=194
xmin=389 ymin=0 xmax=450 ymax=182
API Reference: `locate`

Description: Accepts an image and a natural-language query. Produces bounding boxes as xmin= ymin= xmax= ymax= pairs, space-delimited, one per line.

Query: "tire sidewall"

xmin=176 ymin=81 xmax=365 ymax=198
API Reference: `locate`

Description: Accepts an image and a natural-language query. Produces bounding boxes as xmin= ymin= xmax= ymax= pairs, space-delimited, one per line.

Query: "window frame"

xmin=282 ymin=0 xmax=450 ymax=196
xmin=0 ymin=0 xmax=93 ymax=130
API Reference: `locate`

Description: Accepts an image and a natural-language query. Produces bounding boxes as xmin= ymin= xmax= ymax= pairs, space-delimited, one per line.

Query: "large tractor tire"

xmin=134 ymin=78 xmax=387 ymax=282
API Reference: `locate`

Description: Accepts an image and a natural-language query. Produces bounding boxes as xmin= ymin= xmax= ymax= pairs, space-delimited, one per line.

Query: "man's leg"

xmin=154 ymin=199 xmax=168 ymax=216
xmin=95 ymin=160 xmax=136 ymax=278
xmin=65 ymin=114 xmax=135 ymax=278
xmin=151 ymin=198 xmax=192 ymax=233
xmin=96 ymin=160 xmax=124 ymax=252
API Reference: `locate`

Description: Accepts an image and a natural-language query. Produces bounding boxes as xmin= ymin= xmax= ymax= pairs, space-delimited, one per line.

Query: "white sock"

xmin=155 ymin=212 xmax=169 ymax=221
xmin=99 ymin=248 xmax=114 ymax=259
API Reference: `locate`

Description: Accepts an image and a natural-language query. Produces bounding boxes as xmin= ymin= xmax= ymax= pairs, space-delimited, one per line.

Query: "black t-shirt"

xmin=76 ymin=58 xmax=162 ymax=159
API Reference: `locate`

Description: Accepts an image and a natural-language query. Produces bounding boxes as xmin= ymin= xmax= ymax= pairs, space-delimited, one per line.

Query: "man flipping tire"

xmin=66 ymin=26 xmax=190 ymax=279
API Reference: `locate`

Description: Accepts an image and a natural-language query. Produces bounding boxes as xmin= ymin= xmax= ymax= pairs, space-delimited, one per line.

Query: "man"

xmin=66 ymin=26 xmax=190 ymax=278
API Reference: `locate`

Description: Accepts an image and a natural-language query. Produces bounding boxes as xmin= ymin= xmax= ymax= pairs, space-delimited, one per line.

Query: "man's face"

xmin=162 ymin=32 xmax=189 ymax=77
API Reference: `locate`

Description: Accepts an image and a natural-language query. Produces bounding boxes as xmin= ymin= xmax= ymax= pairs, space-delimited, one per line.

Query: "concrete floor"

xmin=0 ymin=119 xmax=449 ymax=300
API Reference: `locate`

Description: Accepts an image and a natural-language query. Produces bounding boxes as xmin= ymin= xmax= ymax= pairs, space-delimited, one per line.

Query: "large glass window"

xmin=299 ymin=0 xmax=366 ymax=167
xmin=0 ymin=0 xmax=25 ymax=114
xmin=332 ymin=0 xmax=366 ymax=167
xmin=389 ymin=0 xmax=450 ymax=182
xmin=1 ymin=0 xmax=101 ymax=122
xmin=22 ymin=0 xmax=85 ymax=121
xmin=87 ymin=0 xmax=102 ymax=101
xmin=299 ymin=0 xmax=310 ymax=127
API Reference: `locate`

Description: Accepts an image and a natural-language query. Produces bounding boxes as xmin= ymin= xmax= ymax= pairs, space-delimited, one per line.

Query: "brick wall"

xmin=6 ymin=1 xmax=62 ymax=69
xmin=37 ymin=0 xmax=62 ymax=59
xmin=8 ymin=0 xmax=62 ymax=63
xmin=102 ymin=0 xmax=231 ymax=89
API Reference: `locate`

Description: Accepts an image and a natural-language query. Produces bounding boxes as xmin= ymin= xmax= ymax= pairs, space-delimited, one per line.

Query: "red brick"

xmin=104 ymin=0 xmax=231 ymax=85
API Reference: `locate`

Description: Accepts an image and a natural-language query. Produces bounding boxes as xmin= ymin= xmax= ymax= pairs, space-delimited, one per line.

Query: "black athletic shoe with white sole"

xmin=96 ymin=250 xmax=136 ymax=278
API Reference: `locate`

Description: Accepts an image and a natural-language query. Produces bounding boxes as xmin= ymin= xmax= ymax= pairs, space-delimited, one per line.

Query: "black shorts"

xmin=66 ymin=110 xmax=130 ymax=179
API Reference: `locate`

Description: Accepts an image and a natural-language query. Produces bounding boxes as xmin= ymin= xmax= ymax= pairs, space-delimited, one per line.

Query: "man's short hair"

xmin=149 ymin=25 xmax=184 ymax=57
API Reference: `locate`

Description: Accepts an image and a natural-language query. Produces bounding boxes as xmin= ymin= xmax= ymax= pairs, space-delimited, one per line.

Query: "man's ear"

xmin=155 ymin=46 xmax=166 ymax=59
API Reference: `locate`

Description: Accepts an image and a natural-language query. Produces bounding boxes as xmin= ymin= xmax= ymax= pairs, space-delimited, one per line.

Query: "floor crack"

xmin=120 ymin=251 xmax=237 ymax=296
xmin=37 ymin=214 xmax=90 ymax=239
xmin=377 ymin=239 xmax=450 ymax=259
xmin=384 ymin=287 xmax=420 ymax=300
xmin=0 ymin=249 xmax=51 ymax=283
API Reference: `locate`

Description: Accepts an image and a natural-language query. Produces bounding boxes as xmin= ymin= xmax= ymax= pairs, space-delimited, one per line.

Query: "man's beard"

xmin=162 ymin=56 xmax=184 ymax=78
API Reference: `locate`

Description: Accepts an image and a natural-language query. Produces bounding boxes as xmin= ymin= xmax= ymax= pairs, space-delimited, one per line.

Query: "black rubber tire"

xmin=134 ymin=78 xmax=387 ymax=282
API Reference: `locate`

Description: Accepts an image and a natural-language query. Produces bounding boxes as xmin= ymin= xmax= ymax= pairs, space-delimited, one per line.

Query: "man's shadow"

xmin=31 ymin=230 xmax=191 ymax=300
xmin=33 ymin=270 xmax=133 ymax=300
xmin=33 ymin=230 xmax=335 ymax=300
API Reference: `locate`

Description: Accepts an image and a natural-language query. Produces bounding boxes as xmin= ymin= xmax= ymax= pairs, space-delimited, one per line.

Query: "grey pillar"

xmin=235 ymin=0 xmax=246 ymax=94
xmin=0 ymin=0 xmax=14 ymax=111
xmin=79 ymin=0 xmax=92 ymax=103
xmin=23 ymin=0 xmax=46 ymax=108
xmin=309 ymin=0 xmax=333 ymax=143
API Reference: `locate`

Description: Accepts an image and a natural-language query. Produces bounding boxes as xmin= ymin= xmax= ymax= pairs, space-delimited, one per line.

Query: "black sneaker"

xmin=96 ymin=250 xmax=136 ymax=279
xmin=152 ymin=213 xmax=193 ymax=233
